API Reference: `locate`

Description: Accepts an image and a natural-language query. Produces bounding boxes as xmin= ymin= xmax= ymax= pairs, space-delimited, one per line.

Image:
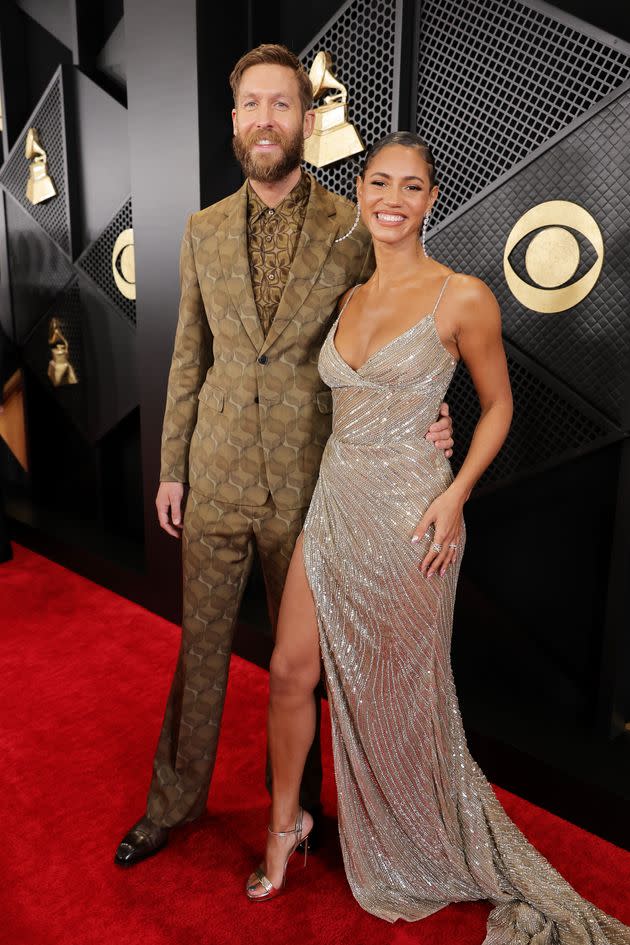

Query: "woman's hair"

xmin=229 ymin=44 xmax=313 ymax=115
xmin=360 ymin=131 xmax=438 ymax=188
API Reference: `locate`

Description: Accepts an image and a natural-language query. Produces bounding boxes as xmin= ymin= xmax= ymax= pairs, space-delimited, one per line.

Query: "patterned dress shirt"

xmin=246 ymin=172 xmax=311 ymax=337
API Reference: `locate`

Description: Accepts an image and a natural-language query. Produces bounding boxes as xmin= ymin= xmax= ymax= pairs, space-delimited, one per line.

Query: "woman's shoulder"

xmin=443 ymin=270 xmax=494 ymax=301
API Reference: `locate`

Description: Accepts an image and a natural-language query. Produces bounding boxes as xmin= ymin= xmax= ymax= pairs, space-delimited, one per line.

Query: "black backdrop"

xmin=1 ymin=0 xmax=629 ymax=849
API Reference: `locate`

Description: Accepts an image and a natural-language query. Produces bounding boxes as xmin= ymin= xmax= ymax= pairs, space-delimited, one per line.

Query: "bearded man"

xmin=115 ymin=44 xmax=453 ymax=867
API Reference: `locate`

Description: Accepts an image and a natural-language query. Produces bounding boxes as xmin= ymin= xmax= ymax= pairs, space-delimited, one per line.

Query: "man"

xmin=115 ymin=44 xmax=453 ymax=867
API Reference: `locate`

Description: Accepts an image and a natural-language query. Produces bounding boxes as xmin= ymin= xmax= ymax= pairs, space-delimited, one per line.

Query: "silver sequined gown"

xmin=302 ymin=281 xmax=630 ymax=943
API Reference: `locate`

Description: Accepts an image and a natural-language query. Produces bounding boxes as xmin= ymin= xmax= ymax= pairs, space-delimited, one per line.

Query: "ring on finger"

xmin=431 ymin=541 xmax=443 ymax=553
xmin=448 ymin=542 xmax=458 ymax=550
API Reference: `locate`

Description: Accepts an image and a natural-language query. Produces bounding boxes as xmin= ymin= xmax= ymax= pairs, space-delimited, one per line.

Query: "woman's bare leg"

xmin=247 ymin=534 xmax=321 ymax=896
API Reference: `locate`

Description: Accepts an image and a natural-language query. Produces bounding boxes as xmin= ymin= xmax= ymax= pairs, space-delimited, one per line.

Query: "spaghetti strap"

xmin=338 ymin=284 xmax=362 ymax=319
xmin=430 ymin=274 xmax=452 ymax=317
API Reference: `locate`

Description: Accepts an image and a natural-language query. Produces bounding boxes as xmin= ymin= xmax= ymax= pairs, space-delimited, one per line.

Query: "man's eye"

xmin=406 ymin=185 xmax=421 ymax=191
xmin=275 ymin=102 xmax=289 ymax=109
xmin=371 ymin=180 xmax=385 ymax=187
xmin=243 ymin=102 xmax=256 ymax=109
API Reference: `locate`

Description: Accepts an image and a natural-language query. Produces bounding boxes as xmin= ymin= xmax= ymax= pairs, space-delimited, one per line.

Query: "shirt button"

xmin=268 ymin=273 xmax=275 ymax=282
xmin=267 ymin=209 xmax=274 ymax=215
xmin=266 ymin=236 xmax=272 ymax=243
xmin=258 ymin=355 xmax=268 ymax=364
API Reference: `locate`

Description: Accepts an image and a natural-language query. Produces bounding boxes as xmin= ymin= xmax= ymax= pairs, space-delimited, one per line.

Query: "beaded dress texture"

xmin=302 ymin=278 xmax=630 ymax=943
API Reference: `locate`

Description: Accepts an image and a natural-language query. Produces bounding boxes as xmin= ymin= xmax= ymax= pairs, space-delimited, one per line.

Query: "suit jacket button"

xmin=258 ymin=355 xmax=268 ymax=364
xmin=254 ymin=396 xmax=259 ymax=404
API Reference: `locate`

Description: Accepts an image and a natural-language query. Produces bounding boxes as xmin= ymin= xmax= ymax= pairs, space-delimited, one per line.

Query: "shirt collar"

xmin=247 ymin=171 xmax=310 ymax=225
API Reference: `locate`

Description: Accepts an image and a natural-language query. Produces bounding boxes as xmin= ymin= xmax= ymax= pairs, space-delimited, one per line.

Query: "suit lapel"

xmin=260 ymin=177 xmax=339 ymax=355
xmin=216 ymin=181 xmax=265 ymax=353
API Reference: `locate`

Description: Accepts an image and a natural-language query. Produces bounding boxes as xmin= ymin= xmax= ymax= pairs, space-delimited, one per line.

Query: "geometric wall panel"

xmin=75 ymin=197 xmax=135 ymax=326
xmin=4 ymin=196 xmax=74 ymax=344
xmin=72 ymin=70 xmax=131 ymax=253
xmin=23 ymin=279 xmax=88 ymax=436
xmin=0 ymin=68 xmax=73 ymax=255
xmin=22 ymin=274 xmax=138 ymax=443
xmin=301 ymin=0 xmax=398 ymax=200
xmin=417 ymin=0 xmax=630 ymax=227
xmin=430 ymin=85 xmax=630 ymax=428
xmin=447 ymin=348 xmax=613 ymax=490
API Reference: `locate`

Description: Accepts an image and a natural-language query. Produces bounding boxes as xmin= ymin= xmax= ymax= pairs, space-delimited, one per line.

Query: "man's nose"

xmin=255 ymin=105 xmax=274 ymax=126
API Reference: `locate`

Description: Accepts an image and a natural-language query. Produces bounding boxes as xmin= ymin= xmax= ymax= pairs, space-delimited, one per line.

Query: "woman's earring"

xmin=335 ymin=201 xmax=361 ymax=244
xmin=421 ymin=209 xmax=432 ymax=257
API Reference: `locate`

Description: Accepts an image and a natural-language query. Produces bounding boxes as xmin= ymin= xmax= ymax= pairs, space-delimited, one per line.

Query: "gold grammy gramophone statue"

xmin=47 ymin=318 xmax=78 ymax=387
xmin=303 ymin=52 xmax=364 ymax=168
xmin=25 ymin=127 xmax=57 ymax=205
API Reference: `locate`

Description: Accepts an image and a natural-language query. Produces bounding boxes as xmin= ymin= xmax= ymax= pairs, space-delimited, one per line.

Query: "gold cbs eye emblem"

xmin=503 ymin=201 xmax=603 ymax=313
xmin=111 ymin=228 xmax=136 ymax=301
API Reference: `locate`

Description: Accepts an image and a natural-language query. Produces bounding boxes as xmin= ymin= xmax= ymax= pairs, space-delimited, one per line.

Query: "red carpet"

xmin=1 ymin=543 xmax=629 ymax=945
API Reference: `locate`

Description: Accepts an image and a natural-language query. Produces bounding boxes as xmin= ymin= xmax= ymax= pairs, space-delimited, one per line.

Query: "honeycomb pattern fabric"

xmin=147 ymin=493 xmax=323 ymax=827
xmin=303 ymin=288 xmax=630 ymax=942
xmin=160 ymin=174 xmax=372 ymax=510
xmin=247 ymin=173 xmax=310 ymax=337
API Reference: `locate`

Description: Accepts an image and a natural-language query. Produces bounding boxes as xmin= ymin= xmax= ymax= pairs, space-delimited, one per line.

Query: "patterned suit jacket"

xmin=160 ymin=174 xmax=373 ymax=510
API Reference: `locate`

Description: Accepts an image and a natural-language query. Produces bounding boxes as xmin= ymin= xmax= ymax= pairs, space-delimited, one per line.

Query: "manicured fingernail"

xmin=411 ymin=535 xmax=420 ymax=544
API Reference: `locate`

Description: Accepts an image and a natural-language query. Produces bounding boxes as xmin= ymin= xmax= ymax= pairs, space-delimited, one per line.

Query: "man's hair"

xmin=229 ymin=44 xmax=313 ymax=114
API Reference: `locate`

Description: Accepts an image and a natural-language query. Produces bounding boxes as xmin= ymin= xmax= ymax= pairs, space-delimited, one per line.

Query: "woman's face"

xmin=356 ymin=144 xmax=438 ymax=246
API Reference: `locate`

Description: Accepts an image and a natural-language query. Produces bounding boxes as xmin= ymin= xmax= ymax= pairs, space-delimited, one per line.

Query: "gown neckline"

xmin=331 ymin=310 xmax=457 ymax=376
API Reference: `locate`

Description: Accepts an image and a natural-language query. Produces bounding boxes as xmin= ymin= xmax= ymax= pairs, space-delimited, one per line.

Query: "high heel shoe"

xmin=245 ymin=808 xmax=312 ymax=901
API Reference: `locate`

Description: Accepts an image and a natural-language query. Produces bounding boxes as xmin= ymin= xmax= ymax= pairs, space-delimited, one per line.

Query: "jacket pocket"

xmin=198 ymin=385 xmax=224 ymax=412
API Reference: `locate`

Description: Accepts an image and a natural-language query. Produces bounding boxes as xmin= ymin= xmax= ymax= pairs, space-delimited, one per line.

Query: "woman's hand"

xmin=411 ymin=488 xmax=464 ymax=577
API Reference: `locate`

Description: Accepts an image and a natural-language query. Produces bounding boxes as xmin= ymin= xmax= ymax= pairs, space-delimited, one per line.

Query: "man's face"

xmin=232 ymin=64 xmax=314 ymax=183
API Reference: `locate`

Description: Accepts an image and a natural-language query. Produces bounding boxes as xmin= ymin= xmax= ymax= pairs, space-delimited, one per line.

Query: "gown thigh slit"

xmin=302 ymin=281 xmax=630 ymax=943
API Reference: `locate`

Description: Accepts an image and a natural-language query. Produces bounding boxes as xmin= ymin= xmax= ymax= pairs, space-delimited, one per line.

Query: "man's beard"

xmin=232 ymin=127 xmax=304 ymax=183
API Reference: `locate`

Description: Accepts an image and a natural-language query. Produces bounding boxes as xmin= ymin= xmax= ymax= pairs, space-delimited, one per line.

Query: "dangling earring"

xmin=335 ymin=201 xmax=361 ymax=244
xmin=421 ymin=209 xmax=432 ymax=257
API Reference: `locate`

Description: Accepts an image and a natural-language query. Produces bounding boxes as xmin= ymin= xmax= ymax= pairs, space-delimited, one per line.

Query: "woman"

xmin=246 ymin=132 xmax=630 ymax=944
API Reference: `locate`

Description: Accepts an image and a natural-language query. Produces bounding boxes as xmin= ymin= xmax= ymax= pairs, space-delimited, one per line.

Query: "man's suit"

xmin=147 ymin=175 xmax=372 ymax=828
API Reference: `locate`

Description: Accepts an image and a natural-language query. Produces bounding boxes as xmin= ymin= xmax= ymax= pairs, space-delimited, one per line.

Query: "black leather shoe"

xmin=114 ymin=816 xmax=169 ymax=867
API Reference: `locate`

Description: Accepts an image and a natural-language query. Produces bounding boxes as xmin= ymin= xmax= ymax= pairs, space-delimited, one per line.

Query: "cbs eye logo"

xmin=503 ymin=201 xmax=603 ymax=313
xmin=111 ymin=228 xmax=136 ymax=301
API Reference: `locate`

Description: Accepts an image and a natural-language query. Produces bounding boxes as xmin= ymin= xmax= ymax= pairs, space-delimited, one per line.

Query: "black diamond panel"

xmin=430 ymin=89 xmax=630 ymax=426
xmin=23 ymin=275 xmax=139 ymax=443
xmin=75 ymin=198 xmax=135 ymax=326
xmin=447 ymin=351 xmax=611 ymax=489
xmin=5 ymin=197 xmax=74 ymax=344
xmin=23 ymin=280 xmax=89 ymax=436
xmin=300 ymin=0 xmax=397 ymax=200
xmin=0 ymin=71 xmax=72 ymax=255
xmin=417 ymin=0 xmax=630 ymax=228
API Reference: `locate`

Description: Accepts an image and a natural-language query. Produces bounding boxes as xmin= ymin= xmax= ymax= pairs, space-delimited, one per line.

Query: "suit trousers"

xmin=146 ymin=489 xmax=322 ymax=828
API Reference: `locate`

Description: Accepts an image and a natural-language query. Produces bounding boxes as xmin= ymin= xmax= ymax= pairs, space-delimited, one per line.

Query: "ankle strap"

xmin=268 ymin=807 xmax=303 ymax=838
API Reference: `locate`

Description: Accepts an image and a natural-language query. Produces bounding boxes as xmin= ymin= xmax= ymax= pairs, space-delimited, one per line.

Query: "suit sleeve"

xmin=159 ymin=213 xmax=213 ymax=483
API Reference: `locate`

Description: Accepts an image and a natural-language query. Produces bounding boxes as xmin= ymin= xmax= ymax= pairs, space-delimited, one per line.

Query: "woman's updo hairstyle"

xmin=360 ymin=131 xmax=438 ymax=189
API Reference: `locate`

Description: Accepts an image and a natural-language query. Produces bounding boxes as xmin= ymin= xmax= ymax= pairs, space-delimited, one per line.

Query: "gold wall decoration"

xmin=112 ymin=228 xmax=136 ymax=300
xmin=25 ymin=127 xmax=57 ymax=205
xmin=303 ymin=51 xmax=364 ymax=168
xmin=0 ymin=370 xmax=28 ymax=470
xmin=48 ymin=318 xmax=78 ymax=387
xmin=503 ymin=201 xmax=604 ymax=313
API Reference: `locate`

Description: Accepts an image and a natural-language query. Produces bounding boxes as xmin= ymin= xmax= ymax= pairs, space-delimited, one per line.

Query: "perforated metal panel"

xmin=430 ymin=86 xmax=630 ymax=428
xmin=5 ymin=197 xmax=74 ymax=344
xmin=448 ymin=352 xmax=611 ymax=489
xmin=0 ymin=70 xmax=72 ymax=255
xmin=416 ymin=0 xmax=630 ymax=227
xmin=76 ymin=198 xmax=135 ymax=326
xmin=300 ymin=0 xmax=398 ymax=200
